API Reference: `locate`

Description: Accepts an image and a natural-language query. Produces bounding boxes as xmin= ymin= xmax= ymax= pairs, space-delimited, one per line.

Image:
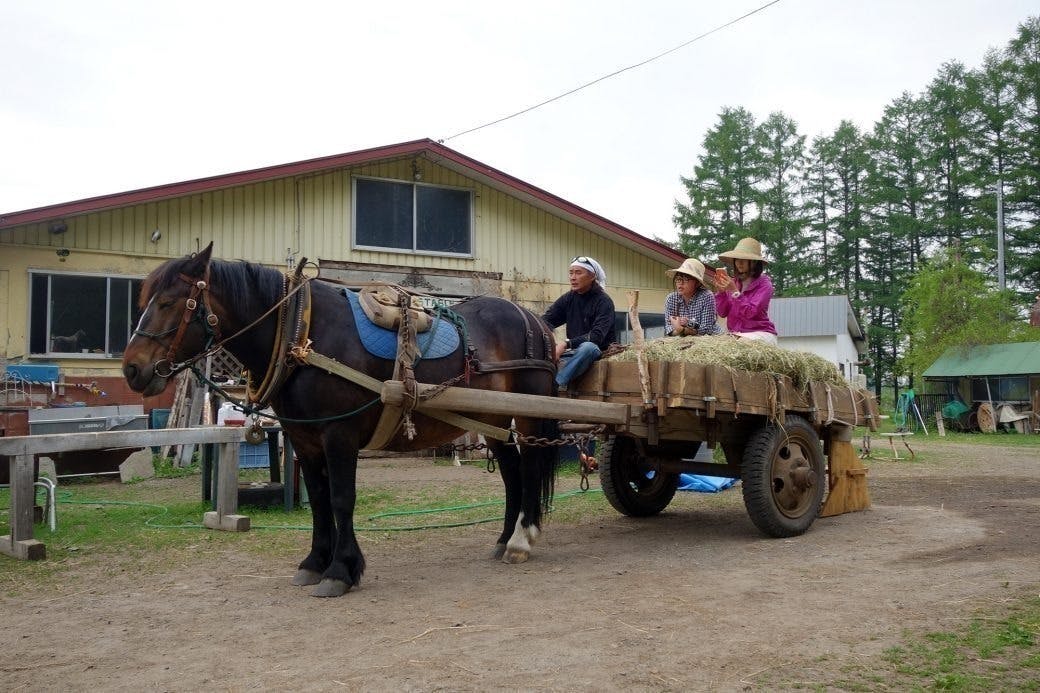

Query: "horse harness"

xmin=149 ymin=258 xmax=557 ymax=450
xmin=134 ymin=267 xmax=222 ymax=378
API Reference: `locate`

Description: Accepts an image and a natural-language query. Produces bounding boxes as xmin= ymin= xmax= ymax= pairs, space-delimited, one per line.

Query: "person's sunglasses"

xmin=571 ymin=256 xmax=591 ymax=264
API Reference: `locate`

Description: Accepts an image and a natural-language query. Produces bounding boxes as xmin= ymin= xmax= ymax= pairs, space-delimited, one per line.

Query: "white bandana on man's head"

xmin=570 ymin=256 xmax=606 ymax=288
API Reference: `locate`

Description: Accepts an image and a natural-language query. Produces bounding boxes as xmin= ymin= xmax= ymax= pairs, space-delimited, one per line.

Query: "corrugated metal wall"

xmin=3 ymin=157 xmax=673 ymax=315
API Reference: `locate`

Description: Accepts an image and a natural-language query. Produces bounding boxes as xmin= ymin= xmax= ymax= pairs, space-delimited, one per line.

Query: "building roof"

xmin=922 ymin=341 xmax=1040 ymax=378
xmin=769 ymin=295 xmax=865 ymax=345
xmin=0 ymin=138 xmax=684 ymax=267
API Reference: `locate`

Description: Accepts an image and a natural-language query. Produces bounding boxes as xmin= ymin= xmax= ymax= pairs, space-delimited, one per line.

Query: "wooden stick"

xmin=627 ymin=291 xmax=652 ymax=410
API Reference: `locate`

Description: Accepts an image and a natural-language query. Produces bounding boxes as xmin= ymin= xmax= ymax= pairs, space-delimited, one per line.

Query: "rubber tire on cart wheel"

xmin=599 ymin=435 xmax=679 ymax=517
xmin=741 ymin=415 xmax=825 ymax=538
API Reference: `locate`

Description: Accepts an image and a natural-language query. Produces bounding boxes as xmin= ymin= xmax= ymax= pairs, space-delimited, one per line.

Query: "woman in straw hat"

xmin=664 ymin=258 xmax=722 ymax=337
xmin=713 ymin=237 xmax=778 ymax=345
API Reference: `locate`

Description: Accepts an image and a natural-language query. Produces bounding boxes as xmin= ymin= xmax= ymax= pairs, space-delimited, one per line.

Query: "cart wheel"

xmin=741 ymin=415 xmax=825 ymax=538
xmin=599 ymin=435 xmax=679 ymax=517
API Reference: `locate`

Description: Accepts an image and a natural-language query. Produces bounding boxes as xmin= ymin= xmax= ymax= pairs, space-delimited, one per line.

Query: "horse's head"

xmin=123 ymin=242 xmax=221 ymax=396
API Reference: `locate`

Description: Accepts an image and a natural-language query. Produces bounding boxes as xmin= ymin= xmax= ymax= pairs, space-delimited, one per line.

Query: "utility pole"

xmin=996 ymin=179 xmax=1006 ymax=291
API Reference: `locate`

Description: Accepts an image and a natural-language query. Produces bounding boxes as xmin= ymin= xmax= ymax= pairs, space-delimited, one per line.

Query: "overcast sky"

xmin=2 ymin=1 xmax=1036 ymax=244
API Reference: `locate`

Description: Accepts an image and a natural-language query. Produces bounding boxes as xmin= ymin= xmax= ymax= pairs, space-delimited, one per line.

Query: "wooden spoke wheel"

xmin=598 ymin=435 xmax=679 ymax=517
xmin=741 ymin=415 xmax=825 ymax=538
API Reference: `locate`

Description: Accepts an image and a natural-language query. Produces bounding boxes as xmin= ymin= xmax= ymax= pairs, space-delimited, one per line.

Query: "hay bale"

xmin=606 ymin=335 xmax=844 ymax=391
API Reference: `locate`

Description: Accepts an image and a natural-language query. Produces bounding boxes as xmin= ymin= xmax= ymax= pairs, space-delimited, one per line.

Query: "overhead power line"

xmin=440 ymin=0 xmax=783 ymax=143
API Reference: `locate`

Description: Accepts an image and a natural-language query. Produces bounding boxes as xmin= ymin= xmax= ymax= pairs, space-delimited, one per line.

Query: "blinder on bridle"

xmin=133 ymin=268 xmax=221 ymax=377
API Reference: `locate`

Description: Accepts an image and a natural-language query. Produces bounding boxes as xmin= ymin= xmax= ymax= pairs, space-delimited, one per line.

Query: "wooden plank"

xmin=9 ymin=454 xmax=33 ymax=541
xmin=381 ymin=381 xmax=630 ymax=425
xmin=0 ymin=427 xmax=245 ymax=456
xmin=1 ymin=454 xmax=46 ymax=561
xmin=412 ymin=409 xmax=512 ymax=443
xmin=202 ymin=441 xmax=250 ymax=532
xmin=656 ymin=361 xmax=669 ymax=417
xmin=177 ymin=381 xmax=207 ymax=467
xmin=820 ymin=439 xmax=871 ymax=517
xmin=215 ymin=441 xmax=239 ymax=517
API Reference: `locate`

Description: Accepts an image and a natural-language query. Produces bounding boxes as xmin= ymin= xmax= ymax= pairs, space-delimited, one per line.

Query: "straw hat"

xmin=665 ymin=258 xmax=706 ymax=283
xmin=719 ymin=237 xmax=769 ymax=265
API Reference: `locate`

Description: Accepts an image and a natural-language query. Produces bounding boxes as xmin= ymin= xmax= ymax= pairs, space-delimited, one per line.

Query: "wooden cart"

xmin=562 ymin=358 xmax=878 ymax=537
xmin=382 ymin=356 xmax=877 ymax=539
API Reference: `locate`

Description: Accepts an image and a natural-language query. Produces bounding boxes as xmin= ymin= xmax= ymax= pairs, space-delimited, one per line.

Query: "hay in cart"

xmin=606 ymin=335 xmax=846 ymax=392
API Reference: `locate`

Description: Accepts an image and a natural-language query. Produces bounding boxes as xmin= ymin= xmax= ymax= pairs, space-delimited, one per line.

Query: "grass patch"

xmin=0 ymin=459 xmax=611 ymax=595
xmin=820 ymin=597 xmax=1040 ymax=691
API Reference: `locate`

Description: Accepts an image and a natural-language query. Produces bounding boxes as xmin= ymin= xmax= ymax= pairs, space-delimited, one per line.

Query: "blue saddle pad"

xmin=343 ymin=289 xmax=461 ymax=361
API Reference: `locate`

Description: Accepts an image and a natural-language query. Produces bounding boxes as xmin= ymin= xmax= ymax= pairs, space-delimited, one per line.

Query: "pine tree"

xmin=964 ymin=49 xmax=1017 ymax=283
xmin=921 ymin=62 xmax=978 ymax=254
xmin=751 ymin=112 xmax=810 ymax=295
xmin=673 ymin=107 xmax=763 ymax=264
xmin=1006 ymin=16 xmax=1040 ymax=293
xmin=803 ymin=134 xmax=837 ymax=292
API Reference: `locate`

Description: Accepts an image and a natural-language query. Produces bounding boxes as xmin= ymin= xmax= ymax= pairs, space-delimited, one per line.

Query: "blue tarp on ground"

xmin=678 ymin=474 xmax=738 ymax=493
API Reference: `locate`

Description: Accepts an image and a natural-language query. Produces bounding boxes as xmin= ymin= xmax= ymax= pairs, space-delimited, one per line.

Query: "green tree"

xmin=804 ymin=121 xmax=869 ymax=300
xmin=921 ymin=62 xmax=978 ymax=253
xmin=750 ymin=111 xmax=811 ymax=295
xmin=803 ymin=133 xmax=836 ymax=293
xmin=1006 ymin=16 xmax=1040 ymax=293
xmin=860 ymin=93 xmax=931 ymax=397
xmin=674 ymin=106 xmax=763 ymax=263
xmin=901 ymin=247 xmax=1029 ymax=382
xmin=964 ymin=49 xmax=1016 ymax=270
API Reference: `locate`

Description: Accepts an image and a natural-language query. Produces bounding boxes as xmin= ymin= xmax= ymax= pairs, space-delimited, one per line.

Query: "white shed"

xmin=769 ymin=295 xmax=867 ymax=385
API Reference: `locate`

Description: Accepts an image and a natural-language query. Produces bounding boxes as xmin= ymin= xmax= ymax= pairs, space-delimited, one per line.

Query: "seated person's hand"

xmin=555 ymin=341 xmax=567 ymax=360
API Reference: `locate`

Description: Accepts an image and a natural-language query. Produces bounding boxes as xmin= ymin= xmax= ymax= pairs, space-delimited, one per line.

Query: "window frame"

xmin=351 ymin=175 xmax=475 ymax=258
xmin=27 ymin=270 xmax=144 ymax=359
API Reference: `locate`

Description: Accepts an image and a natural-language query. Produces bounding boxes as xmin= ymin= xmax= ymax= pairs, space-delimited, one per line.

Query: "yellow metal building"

xmin=0 ymin=139 xmax=683 ymax=386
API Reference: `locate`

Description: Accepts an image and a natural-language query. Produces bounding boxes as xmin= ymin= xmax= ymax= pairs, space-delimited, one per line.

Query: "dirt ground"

xmin=2 ymin=436 xmax=1039 ymax=691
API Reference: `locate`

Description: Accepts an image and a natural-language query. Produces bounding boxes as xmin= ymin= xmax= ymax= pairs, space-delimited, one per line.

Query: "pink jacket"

xmin=715 ymin=273 xmax=777 ymax=335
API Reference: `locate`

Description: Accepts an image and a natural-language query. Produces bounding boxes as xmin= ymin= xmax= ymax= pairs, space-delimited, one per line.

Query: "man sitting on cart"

xmin=543 ymin=255 xmax=616 ymax=389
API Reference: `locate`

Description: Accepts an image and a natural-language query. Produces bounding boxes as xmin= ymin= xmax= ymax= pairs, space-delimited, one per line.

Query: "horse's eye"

xmin=158 ymin=299 xmax=175 ymax=309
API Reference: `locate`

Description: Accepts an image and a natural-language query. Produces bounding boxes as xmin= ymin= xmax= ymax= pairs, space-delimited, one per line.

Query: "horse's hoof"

xmin=490 ymin=543 xmax=506 ymax=560
xmin=311 ymin=578 xmax=352 ymax=598
xmin=502 ymin=548 xmax=530 ymax=564
xmin=291 ymin=568 xmax=323 ymax=586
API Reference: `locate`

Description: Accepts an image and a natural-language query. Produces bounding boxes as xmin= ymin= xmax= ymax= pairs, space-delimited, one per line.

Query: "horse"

xmin=123 ymin=243 xmax=561 ymax=597
xmin=52 ymin=329 xmax=87 ymax=352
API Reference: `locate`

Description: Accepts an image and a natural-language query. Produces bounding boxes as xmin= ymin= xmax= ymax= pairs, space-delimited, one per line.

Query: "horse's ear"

xmin=197 ymin=242 xmax=214 ymax=262
xmin=185 ymin=242 xmax=214 ymax=276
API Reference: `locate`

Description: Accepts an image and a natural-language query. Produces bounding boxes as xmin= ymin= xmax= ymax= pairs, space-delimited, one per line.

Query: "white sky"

xmin=2 ymin=1 xmax=1036 ymax=244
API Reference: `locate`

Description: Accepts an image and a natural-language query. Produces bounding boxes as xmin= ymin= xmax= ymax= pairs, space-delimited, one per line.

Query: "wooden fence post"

xmin=1 ymin=454 xmax=46 ymax=560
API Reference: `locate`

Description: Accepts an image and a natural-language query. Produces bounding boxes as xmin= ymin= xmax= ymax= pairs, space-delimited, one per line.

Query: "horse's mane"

xmin=140 ymin=255 xmax=284 ymax=309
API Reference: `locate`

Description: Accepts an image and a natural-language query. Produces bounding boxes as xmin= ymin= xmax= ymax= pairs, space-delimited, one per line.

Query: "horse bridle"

xmin=133 ymin=268 xmax=221 ymax=378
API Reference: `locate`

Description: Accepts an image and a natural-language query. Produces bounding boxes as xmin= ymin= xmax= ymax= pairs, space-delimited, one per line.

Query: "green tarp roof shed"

xmin=922 ymin=341 xmax=1040 ymax=378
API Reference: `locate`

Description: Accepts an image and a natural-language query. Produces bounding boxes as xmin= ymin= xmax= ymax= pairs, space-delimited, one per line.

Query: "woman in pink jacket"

xmin=713 ymin=237 xmax=778 ymax=345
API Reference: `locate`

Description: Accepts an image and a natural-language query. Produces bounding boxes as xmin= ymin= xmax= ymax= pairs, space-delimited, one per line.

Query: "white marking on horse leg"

xmin=503 ymin=511 xmax=538 ymax=564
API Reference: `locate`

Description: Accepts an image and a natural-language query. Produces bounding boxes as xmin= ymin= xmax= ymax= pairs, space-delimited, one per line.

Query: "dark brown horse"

xmin=123 ymin=244 xmax=559 ymax=597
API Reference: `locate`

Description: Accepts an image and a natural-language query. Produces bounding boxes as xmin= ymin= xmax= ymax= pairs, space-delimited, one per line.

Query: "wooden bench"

xmin=1 ymin=427 xmax=248 ymax=561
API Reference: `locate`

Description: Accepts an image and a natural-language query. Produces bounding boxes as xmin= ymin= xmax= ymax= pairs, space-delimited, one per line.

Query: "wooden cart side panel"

xmin=809 ymin=382 xmax=880 ymax=430
xmin=572 ymin=359 xmax=878 ymax=430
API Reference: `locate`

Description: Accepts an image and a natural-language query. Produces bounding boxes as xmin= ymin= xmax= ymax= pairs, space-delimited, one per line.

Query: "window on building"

xmin=29 ymin=272 xmax=143 ymax=356
xmin=970 ymin=376 xmax=1030 ymax=402
xmin=353 ymin=177 xmax=473 ymax=256
xmin=616 ymin=312 xmax=666 ymax=342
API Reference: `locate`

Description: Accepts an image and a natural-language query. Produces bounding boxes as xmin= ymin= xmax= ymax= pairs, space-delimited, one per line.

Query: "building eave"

xmin=0 ymin=138 xmax=684 ymax=266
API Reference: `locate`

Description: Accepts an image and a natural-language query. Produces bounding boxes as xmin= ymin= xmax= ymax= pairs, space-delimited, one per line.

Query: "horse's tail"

xmin=535 ymin=417 xmax=561 ymax=519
